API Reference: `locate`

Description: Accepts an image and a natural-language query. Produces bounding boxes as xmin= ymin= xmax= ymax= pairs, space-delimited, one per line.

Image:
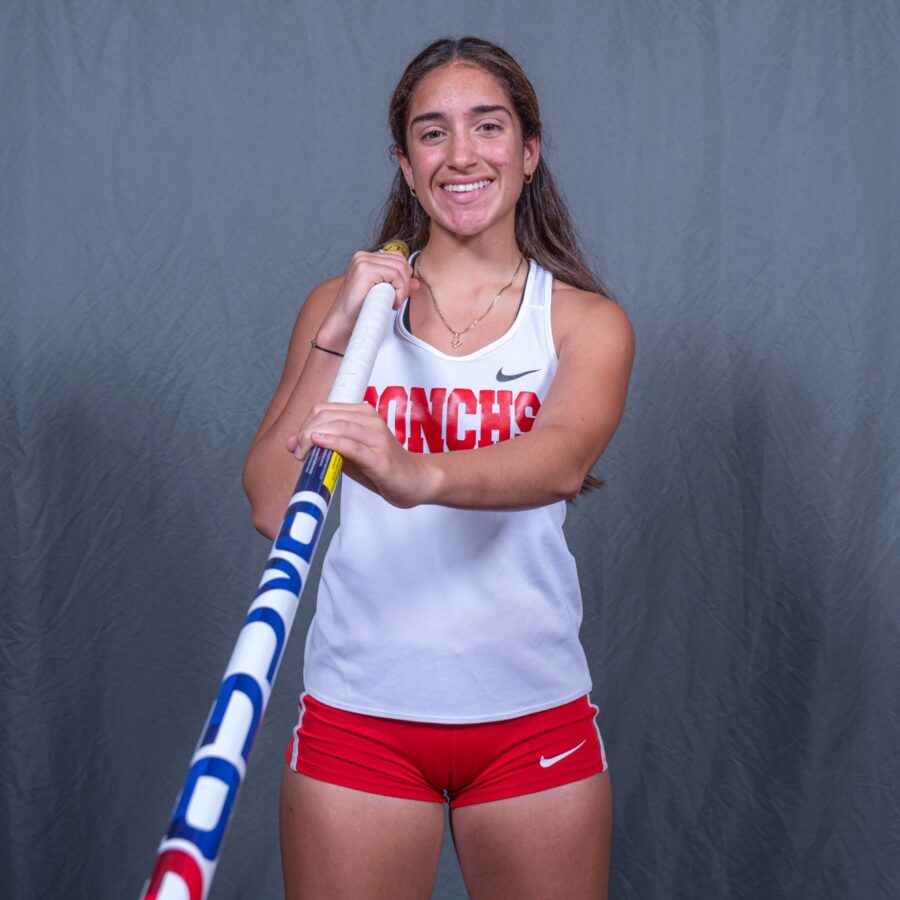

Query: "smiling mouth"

xmin=441 ymin=179 xmax=492 ymax=193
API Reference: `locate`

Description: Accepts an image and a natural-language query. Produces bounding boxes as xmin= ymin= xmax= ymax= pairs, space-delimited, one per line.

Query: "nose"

xmin=447 ymin=131 xmax=477 ymax=170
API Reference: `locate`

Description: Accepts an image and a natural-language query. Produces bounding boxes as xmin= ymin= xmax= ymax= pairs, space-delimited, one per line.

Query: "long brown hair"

xmin=374 ymin=36 xmax=610 ymax=493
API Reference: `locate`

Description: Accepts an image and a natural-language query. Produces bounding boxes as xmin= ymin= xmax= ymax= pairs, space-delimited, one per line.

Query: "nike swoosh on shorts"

xmin=539 ymin=739 xmax=587 ymax=768
xmin=496 ymin=367 xmax=541 ymax=382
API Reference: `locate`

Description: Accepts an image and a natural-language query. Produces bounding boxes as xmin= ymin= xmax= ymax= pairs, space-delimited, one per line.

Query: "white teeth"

xmin=442 ymin=180 xmax=491 ymax=193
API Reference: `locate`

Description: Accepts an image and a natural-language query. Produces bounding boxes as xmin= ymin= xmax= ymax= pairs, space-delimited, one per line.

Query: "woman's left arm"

xmin=293 ymin=288 xmax=634 ymax=509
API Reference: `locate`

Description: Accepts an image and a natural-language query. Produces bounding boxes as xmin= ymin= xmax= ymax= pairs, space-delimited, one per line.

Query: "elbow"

xmin=557 ymin=460 xmax=598 ymax=502
xmin=245 ymin=481 xmax=281 ymax=540
xmin=557 ymin=474 xmax=584 ymax=503
xmin=251 ymin=508 xmax=280 ymax=542
xmin=243 ymin=474 xmax=281 ymax=542
xmin=534 ymin=472 xmax=582 ymax=506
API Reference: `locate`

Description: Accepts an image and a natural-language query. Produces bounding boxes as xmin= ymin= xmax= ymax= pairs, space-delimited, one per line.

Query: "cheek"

xmin=407 ymin=148 xmax=441 ymax=178
xmin=486 ymin=149 xmax=509 ymax=169
xmin=492 ymin=143 xmax=522 ymax=169
xmin=495 ymin=151 xmax=521 ymax=175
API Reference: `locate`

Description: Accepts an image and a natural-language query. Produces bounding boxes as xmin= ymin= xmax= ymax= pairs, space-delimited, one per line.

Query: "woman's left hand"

xmin=287 ymin=402 xmax=430 ymax=508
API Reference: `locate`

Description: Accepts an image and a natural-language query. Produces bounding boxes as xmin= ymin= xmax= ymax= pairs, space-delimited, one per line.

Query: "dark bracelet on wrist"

xmin=310 ymin=338 xmax=344 ymax=358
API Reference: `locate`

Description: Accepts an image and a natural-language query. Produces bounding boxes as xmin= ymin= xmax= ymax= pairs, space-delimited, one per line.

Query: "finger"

xmin=287 ymin=432 xmax=310 ymax=462
xmin=294 ymin=403 xmax=385 ymax=461
xmin=380 ymin=250 xmax=417 ymax=293
xmin=394 ymin=272 xmax=420 ymax=310
xmin=309 ymin=430 xmax=378 ymax=470
xmin=351 ymin=251 xmax=415 ymax=305
xmin=380 ymin=262 xmax=415 ymax=307
xmin=288 ymin=418 xmax=333 ymax=460
xmin=350 ymin=250 xmax=410 ymax=282
xmin=308 ymin=415 xmax=385 ymax=449
xmin=292 ymin=434 xmax=314 ymax=461
xmin=304 ymin=403 xmax=381 ymax=428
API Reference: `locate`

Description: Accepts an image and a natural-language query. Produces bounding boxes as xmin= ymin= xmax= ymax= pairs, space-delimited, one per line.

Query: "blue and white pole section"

xmin=140 ymin=242 xmax=408 ymax=900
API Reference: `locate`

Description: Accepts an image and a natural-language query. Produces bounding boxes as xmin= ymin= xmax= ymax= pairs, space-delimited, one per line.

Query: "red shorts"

xmin=284 ymin=694 xmax=608 ymax=808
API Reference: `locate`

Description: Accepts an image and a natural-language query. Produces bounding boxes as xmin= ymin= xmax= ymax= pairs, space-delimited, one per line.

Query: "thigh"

xmin=280 ymin=767 xmax=445 ymax=900
xmin=450 ymin=772 xmax=612 ymax=900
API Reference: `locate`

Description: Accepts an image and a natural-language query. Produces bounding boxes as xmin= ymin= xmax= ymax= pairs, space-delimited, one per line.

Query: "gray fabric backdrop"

xmin=2 ymin=1 xmax=898 ymax=898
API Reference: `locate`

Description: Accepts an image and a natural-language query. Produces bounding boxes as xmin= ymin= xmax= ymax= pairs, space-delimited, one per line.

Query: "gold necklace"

xmin=414 ymin=255 xmax=525 ymax=349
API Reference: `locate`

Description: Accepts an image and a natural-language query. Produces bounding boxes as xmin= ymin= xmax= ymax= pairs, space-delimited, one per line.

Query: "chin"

xmin=435 ymin=210 xmax=513 ymax=240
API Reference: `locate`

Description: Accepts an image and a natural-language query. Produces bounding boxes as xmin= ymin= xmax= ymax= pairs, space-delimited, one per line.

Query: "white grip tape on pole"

xmin=327 ymin=282 xmax=395 ymax=404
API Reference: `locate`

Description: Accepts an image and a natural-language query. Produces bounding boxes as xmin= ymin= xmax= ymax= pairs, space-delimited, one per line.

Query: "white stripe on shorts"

xmin=588 ymin=697 xmax=609 ymax=771
xmin=289 ymin=693 xmax=309 ymax=771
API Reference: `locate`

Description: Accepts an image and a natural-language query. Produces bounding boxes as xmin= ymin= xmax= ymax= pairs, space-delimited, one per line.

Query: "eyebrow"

xmin=408 ymin=104 xmax=513 ymax=129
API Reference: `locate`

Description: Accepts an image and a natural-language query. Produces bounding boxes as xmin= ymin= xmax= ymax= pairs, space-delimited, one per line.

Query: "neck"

xmin=417 ymin=230 xmax=523 ymax=287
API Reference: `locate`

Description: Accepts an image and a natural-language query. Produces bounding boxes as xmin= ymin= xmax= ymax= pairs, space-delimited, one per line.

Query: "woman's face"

xmin=398 ymin=62 xmax=539 ymax=243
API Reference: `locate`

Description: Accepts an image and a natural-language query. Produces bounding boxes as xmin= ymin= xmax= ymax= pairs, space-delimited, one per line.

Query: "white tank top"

xmin=302 ymin=259 xmax=592 ymax=723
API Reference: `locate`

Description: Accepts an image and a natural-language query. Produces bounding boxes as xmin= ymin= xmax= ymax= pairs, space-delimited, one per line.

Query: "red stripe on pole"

xmin=143 ymin=849 xmax=204 ymax=900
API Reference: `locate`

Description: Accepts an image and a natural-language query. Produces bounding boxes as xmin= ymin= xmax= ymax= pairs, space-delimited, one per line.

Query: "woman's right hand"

xmin=317 ymin=249 xmax=419 ymax=351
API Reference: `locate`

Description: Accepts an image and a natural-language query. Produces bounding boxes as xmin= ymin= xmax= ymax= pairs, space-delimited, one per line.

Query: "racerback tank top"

xmin=302 ymin=259 xmax=592 ymax=722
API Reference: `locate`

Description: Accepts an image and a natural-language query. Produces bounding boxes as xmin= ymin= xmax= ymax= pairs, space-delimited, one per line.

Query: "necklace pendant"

xmin=417 ymin=254 xmax=525 ymax=354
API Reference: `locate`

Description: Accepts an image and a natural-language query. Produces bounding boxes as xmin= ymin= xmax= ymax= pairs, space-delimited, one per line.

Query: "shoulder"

xmin=301 ymin=273 xmax=345 ymax=315
xmin=285 ymin=273 xmax=346 ymax=338
xmin=550 ymin=279 xmax=635 ymax=361
xmin=280 ymin=273 xmax=348 ymax=365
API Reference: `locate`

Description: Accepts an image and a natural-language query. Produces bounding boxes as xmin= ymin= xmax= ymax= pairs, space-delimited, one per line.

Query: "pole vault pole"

xmin=140 ymin=241 xmax=409 ymax=900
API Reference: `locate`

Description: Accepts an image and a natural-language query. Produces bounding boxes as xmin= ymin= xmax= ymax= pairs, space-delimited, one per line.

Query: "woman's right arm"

xmin=242 ymin=276 xmax=344 ymax=539
xmin=242 ymin=251 xmax=414 ymax=539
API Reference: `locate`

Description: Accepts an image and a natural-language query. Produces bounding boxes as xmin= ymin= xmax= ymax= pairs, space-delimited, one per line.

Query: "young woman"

xmin=243 ymin=36 xmax=634 ymax=900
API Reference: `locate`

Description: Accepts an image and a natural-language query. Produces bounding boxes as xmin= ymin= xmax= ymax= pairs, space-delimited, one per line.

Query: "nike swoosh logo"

xmin=497 ymin=367 xmax=540 ymax=382
xmin=539 ymin=739 xmax=587 ymax=768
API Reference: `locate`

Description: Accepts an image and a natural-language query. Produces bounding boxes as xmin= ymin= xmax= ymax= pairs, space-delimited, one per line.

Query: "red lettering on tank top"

xmin=377 ymin=385 xmax=408 ymax=446
xmin=407 ymin=387 xmax=446 ymax=454
xmin=446 ymin=389 xmax=477 ymax=450
xmin=367 ymin=385 xmax=542 ymax=451
xmin=514 ymin=391 xmax=541 ymax=433
xmin=478 ymin=390 xmax=512 ymax=447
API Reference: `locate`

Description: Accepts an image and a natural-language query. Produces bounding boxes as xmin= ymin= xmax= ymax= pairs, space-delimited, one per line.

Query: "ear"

xmin=396 ymin=149 xmax=415 ymax=190
xmin=523 ymin=134 xmax=540 ymax=175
